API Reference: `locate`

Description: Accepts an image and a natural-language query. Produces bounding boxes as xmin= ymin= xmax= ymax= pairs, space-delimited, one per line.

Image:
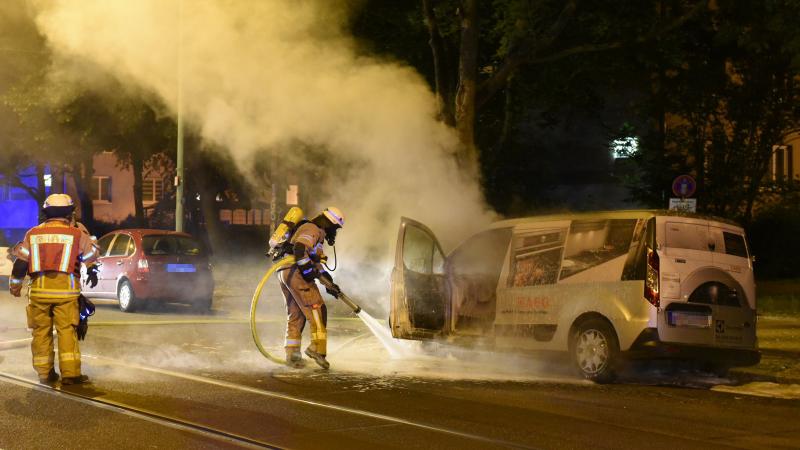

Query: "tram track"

xmin=0 ymin=371 xmax=281 ymax=449
xmin=0 ymin=347 xmax=534 ymax=449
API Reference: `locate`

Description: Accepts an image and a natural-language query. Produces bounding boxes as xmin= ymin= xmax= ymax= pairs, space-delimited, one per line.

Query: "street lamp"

xmin=175 ymin=0 xmax=185 ymax=232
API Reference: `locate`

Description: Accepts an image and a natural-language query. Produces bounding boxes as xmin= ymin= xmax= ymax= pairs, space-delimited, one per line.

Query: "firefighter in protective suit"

xmin=9 ymin=194 xmax=99 ymax=385
xmin=280 ymin=207 xmax=344 ymax=369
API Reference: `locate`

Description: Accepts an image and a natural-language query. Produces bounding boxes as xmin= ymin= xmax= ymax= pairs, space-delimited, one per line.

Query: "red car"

xmin=81 ymin=229 xmax=214 ymax=312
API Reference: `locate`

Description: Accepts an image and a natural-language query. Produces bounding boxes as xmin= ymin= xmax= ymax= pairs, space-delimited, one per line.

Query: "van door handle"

xmin=116 ymin=261 xmax=123 ymax=266
xmin=675 ymin=258 xmax=686 ymax=263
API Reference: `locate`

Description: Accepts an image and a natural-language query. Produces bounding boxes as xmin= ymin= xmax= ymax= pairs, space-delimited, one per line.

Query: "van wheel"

xmin=570 ymin=318 xmax=619 ymax=383
xmin=118 ymin=280 xmax=139 ymax=313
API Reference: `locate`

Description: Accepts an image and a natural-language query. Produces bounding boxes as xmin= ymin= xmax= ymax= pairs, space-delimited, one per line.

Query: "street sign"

xmin=672 ymin=175 xmax=697 ymax=198
xmin=669 ymin=198 xmax=697 ymax=212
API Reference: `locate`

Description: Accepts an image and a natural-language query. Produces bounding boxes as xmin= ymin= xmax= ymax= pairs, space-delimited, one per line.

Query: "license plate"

xmin=667 ymin=311 xmax=711 ymax=328
xmin=166 ymin=264 xmax=196 ymax=273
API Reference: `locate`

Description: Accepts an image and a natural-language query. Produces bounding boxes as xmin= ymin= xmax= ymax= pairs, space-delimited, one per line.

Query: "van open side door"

xmin=390 ymin=217 xmax=449 ymax=340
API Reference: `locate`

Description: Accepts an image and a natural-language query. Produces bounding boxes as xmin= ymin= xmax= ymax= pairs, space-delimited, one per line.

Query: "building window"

xmin=91 ymin=176 xmax=111 ymax=202
xmin=232 ymin=209 xmax=247 ymax=225
xmin=771 ymin=145 xmax=795 ymax=183
xmin=142 ymin=178 xmax=164 ymax=203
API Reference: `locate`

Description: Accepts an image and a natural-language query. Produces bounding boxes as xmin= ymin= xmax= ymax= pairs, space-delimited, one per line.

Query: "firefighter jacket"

xmin=15 ymin=218 xmax=98 ymax=300
xmin=291 ymin=223 xmax=327 ymax=268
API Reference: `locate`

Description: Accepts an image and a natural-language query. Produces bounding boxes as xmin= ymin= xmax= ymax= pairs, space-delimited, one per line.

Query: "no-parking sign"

xmin=672 ymin=175 xmax=697 ymax=198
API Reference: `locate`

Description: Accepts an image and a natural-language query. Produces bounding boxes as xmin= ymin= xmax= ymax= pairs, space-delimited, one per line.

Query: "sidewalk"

xmin=730 ymin=315 xmax=800 ymax=384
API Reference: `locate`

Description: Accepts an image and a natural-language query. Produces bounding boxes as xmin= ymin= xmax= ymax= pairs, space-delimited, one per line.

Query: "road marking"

xmin=90 ymin=317 xmax=363 ymax=327
xmin=85 ymin=353 xmax=536 ymax=449
xmin=0 ymin=371 xmax=279 ymax=449
xmin=0 ymin=338 xmax=31 ymax=350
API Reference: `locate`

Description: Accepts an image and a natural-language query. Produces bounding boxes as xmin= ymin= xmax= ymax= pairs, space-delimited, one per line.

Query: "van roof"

xmin=488 ymin=209 xmax=743 ymax=229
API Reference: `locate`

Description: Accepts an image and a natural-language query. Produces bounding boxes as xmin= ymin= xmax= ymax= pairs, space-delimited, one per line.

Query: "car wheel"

xmin=118 ymin=280 xmax=139 ymax=313
xmin=570 ymin=318 xmax=619 ymax=383
xmin=191 ymin=296 xmax=212 ymax=313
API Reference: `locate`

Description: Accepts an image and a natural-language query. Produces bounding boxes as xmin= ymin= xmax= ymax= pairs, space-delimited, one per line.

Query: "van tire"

xmin=117 ymin=280 xmax=139 ymax=313
xmin=570 ymin=318 xmax=619 ymax=384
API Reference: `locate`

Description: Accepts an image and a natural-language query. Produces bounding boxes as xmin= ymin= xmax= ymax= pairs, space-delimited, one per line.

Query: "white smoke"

xmin=31 ymin=0 xmax=495 ymax=312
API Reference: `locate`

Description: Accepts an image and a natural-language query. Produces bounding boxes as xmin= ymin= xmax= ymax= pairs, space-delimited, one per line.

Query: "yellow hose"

xmin=249 ymin=255 xmax=295 ymax=365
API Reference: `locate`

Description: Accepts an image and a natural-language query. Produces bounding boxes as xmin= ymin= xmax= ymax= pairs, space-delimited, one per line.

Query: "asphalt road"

xmin=1 ymin=290 xmax=799 ymax=450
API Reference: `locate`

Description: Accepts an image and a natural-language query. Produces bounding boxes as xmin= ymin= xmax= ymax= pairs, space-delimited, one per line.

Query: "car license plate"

xmin=166 ymin=264 xmax=196 ymax=273
xmin=667 ymin=311 xmax=711 ymax=328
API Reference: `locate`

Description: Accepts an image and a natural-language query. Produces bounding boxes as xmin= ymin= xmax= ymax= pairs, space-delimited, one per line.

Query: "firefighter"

xmin=279 ymin=207 xmax=344 ymax=369
xmin=8 ymin=194 xmax=98 ymax=385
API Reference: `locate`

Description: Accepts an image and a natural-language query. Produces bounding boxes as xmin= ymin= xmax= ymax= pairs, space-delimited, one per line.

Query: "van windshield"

xmin=142 ymin=235 xmax=204 ymax=256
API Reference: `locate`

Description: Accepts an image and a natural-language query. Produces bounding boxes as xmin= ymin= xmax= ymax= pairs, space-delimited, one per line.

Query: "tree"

xmin=630 ymin=0 xmax=800 ymax=223
xmin=416 ymin=0 xmax=709 ymax=169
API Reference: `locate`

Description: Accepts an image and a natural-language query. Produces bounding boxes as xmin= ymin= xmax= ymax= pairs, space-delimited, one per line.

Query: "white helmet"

xmin=43 ymin=193 xmax=74 ymax=209
xmin=322 ymin=207 xmax=345 ymax=228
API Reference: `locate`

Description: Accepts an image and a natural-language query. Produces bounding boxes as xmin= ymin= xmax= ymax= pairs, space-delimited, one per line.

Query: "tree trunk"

xmin=198 ymin=179 xmax=226 ymax=256
xmin=52 ymin=165 xmax=65 ymax=194
xmin=36 ymin=163 xmax=46 ymax=222
xmin=496 ymin=75 xmax=515 ymax=152
xmin=454 ymin=0 xmax=479 ymax=171
xmin=422 ymin=0 xmax=455 ymax=126
xmin=132 ymin=155 xmax=146 ymax=227
xmin=75 ymin=155 xmax=95 ymax=231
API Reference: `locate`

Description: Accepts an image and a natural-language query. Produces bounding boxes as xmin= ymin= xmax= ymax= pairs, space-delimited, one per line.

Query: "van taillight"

xmin=137 ymin=259 xmax=150 ymax=273
xmin=645 ymin=248 xmax=660 ymax=307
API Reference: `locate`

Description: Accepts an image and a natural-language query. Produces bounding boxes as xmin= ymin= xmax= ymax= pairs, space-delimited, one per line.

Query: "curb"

xmin=729 ymin=368 xmax=800 ymax=385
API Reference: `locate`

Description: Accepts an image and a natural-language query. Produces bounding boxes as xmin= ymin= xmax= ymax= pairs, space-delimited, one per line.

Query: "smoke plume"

xmin=31 ymin=0 xmax=494 ymax=312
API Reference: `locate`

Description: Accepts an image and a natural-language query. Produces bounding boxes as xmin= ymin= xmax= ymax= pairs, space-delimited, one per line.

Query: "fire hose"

xmin=249 ymin=255 xmax=362 ymax=365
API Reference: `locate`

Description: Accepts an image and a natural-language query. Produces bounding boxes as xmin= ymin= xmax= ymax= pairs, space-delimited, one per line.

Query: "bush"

xmin=748 ymin=204 xmax=800 ymax=279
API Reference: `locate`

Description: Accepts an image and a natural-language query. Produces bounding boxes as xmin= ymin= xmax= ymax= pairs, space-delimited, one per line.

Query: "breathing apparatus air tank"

xmin=267 ymin=207 xmax=304 ymax=260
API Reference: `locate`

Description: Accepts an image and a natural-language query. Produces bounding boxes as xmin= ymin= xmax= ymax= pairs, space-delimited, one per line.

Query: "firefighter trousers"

xmin=279 ymin=267 xmax=327 ymax=357
xmin=26 ymin=297 xmax=81 ymax=379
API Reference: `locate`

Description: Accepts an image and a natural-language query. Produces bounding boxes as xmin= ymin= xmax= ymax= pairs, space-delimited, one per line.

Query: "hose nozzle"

xmin=319 ymin=277 xmax=362 ymax=314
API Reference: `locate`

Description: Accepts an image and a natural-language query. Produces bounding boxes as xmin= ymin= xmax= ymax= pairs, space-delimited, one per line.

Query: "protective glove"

xmin=298 ymin=261 xmax=318 ymax=282
xmin=9 ymin=279 xmax=23 ymax=297
xmin=76 ymin=295 xmax=95 ymax=341
xmin=76 ymin=319 xmax=88 ymax=341
xmin=85 ymin=265 xmax=99 ymax=288
xmin=319 ymin=272 xmax=341 ymax=299
xmin=325 ymin=283 xmax=341 ymax=299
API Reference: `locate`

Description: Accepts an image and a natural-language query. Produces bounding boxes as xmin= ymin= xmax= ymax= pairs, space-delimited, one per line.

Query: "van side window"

xmin=722 ymin=232 xmax=748 ymax=258
xmin=560 ymin=219 xmax=637 ymax=280
xmin=666 ymin=222 xmax=710 ymax=252
xmin=508 ymin=229 xmax=565 ymax=287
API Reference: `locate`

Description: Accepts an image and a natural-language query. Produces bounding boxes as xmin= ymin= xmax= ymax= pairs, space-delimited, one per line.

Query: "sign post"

xmin=669 ymin=175 xmax=697 ymax=212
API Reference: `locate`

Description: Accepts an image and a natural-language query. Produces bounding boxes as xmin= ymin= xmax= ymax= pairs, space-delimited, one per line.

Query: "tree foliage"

xmin=629 ymin=0 xmax=800 ymax=222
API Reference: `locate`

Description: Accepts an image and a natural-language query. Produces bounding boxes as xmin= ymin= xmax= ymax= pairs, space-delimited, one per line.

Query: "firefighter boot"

xmin=61 ymin=374 xmax=90 ymax=385
xmin=39 ymin=369 xmax=59 ymax=385
xmin=285 ymin=350 xmax=306 ymax=369
xmin=304 ymin=348 xmax=329 ymax=370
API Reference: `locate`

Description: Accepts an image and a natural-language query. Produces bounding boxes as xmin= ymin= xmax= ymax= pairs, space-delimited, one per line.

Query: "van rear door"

xmin=708 ymin=225 xmax=754 ymax=308
xmin=661 ymin=219 xmax=713 ymax=301
xmin=390 ymin=217 xmax=448 ymax=340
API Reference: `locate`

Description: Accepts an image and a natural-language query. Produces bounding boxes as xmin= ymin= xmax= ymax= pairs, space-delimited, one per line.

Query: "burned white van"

xmin=390 ymin=211 xmax=759 ymax=382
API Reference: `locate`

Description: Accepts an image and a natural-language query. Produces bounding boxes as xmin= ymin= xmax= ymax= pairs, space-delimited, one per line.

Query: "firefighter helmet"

xmin=42 ymin=193 xmax=75 ymax=218
xmin=322 ymin=207 xmax=344 ymax=228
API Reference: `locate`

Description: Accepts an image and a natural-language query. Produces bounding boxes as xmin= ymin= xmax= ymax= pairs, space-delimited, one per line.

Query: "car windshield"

xmin=142 ymin=235 xmax=204 ymax=256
